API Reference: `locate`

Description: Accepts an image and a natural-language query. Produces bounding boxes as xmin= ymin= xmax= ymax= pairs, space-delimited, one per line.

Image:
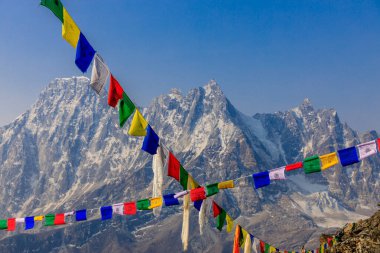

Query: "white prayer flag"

xmin=64 ymin=211 xmax=75 ymax=217
xmin=112 ymin=203 xmax=124 ymax=215
xmin=357 ymin=140 xmax=378 ymax=160
xmin=269 ymin=166 xmax=286 ymax=180
xmin=252 ymin=237 xmax=260 ymax=253
xmin=90 ymin=53 xmax=109 ymax=94
xmin=15 ymin=218 xmax=25 ymax=223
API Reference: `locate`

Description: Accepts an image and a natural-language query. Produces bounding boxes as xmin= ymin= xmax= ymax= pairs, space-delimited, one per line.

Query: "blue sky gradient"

xmin=0 ymin=0 xmax=379 ymax=132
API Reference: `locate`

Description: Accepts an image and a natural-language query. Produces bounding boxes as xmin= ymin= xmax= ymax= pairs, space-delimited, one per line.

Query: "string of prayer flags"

xmin=142 ymin=125 xmax=159 ymax=155
xmin=108 ymin=74 xmax=124 ymax=107
xmin=112 ymin=203 xmax=124 ymax=215
xmin=137 ymin=199 xmax=150 ymax=210
xmin=75 ymin=33 xmax=96 ymax=73
xmin=124 ymin=202 xmax=137 ymax=215
xmin=269 ymin=167 xmax=286 ymax=180
xmin=163 ymin=194 xmax=180 ymax=206
xmin=303 ymin=155 xmax=321 ymax=174
xmin=25 ymin=217 xmax=35 ymax=230
xmin=180 ymin=166 xmax=189 ymax=190
xmin=149 ymin=197 xmax=163 ymax=209
xmin=75 ymin=210 xmax=87 ymax=221
xmin=44 ymin=214 xmax=55 ymax=226
xmin=253 ymin=171 xmax=270 ymax=189
xmin=338 ymin=146 xmax=359 ymax=167
xmin=119 ymin=92 xmax=136 ymax=128
xmin=100 ymin=206 xmax=113 ymax=220
xmin=212 ymin=201 xmax=226 ymax=231
xmin=285 ymin=161 xmax=303 ymax=171
xmin=206 ymin=183 xmax=219 ymax=197
xmin=190 ymin=187 xmax=207 ymax=202
xmin=62 ymin=8 xmax=80 ymax=48
xmin=128 ymin=109 xmax=148 ymax=136
xmin=90 ymin=54 xmax=109 ymax=94
xmin=218 ymin=180 xmax=234 ymax=189
xmin=168 ymin=152 xmax=180 ymax=181
xmin=357 ymin=140 xmax=377 ymax=160
xmin=319 ymin=152 xmax=339 ymax=170
xmin=40 ymin=0 xmax=64 ymax=23
xmin=7 ymin=218 xmax=16 ymax=231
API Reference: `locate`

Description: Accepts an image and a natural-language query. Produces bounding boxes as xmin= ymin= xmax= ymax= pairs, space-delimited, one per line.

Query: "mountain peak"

xmin=202 ymin=79 xmax=224 ymax=98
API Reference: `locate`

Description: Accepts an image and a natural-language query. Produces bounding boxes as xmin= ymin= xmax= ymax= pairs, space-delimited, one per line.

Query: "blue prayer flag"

xmin=101 ymin=206 xmax=113 ymax=220
xmin=75 ymin=33 xmax=96 ymax=73
xmin=25 ymin=216 xmax=34 ymax=230
xmin=194 ymin=200 xmax=203 ymax=211
xmin=252 ymin=171 xmax=270 ymax=189
xmin=338 ymin=146 xmax=359 ymax=167
xmin=141 ymin=125 xmax=160 ymax=155
xmin=75 ymin=209 xmax=87 ymax=221
xmin=163 ymin=194 xmax=180 ymax=206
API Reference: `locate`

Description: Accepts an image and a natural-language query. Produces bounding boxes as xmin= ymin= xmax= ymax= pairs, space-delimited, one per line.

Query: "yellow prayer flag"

xmin=226 ymin=215 xmax=234 ymax=233
xmin=270 ymin=246 xmax=276 ymax=253
xmin=149 ymin=197 xmax=163 ymax=209
xmin=320 ymin=152 xmax=338 ymax=170
xmin=128 ymin=109 xmax=148 ymax=136
xmin=218 ymin=180 xmax=234 ymax=189
xmin=240 ymin=228 xmax=249 ymax=247
xmin=62 ymin=8 xmax=80 ymax=48
xmin=34 ymin=215 xmax=44 ymax=221
xmin=188 ymin=175 xmax=199 ymax=190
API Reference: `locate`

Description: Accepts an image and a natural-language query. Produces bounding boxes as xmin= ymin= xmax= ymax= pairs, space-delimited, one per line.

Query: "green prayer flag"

xmin=0 ymin=219 xmax=7 ymax=230
xmin=216 ymin=209 xmax=226 ymax=231
xmin=137 ymin=199 xmax=150 ymax=210
xmin=44 ymin=214 xmax=55 ymax=226
xmin=303 ymin=155 xmax=321 ymax=174
xmin=40 ymin=0 xmax=64 ymax=23
xmin=119 ymin=92 xmax=136 ymax=128
xmin=265 ymin=243 xmax=270 ymax=253
xmin=179 ymin=166 xmax=189 ymax=190
xmin=206 ymin=183 xmax=219 ymax=197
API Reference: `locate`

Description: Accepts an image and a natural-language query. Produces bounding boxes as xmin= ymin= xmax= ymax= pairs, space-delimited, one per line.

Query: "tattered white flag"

xmin=357 ymin=140 xmax=378 ymax=160
xmin=269 ymin=166 xmax=286 ymax=180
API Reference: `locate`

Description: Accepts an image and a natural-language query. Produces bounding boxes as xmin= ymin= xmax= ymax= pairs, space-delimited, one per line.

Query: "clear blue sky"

xmin=0 ymin=0 xmax=379 ymax=132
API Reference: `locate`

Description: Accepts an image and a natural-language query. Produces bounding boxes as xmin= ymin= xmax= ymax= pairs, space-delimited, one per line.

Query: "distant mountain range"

xmin=0 ymin=77 xmax=378 ymax=252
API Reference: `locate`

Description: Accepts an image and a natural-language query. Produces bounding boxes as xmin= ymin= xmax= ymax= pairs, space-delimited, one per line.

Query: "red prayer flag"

xmin=260 ymin=240 xmax=266 ymax=253
xmin=212 ymin=201 xmax=221 ymax=218
xmin=7 ymin=218 xmax=16 ymax=231
xmin=377 ymin=138 xmax=380 ymax=151
xmin=107 ymin=74 xmax=124 ymax=107
xmin=233 ymin=225 xmax=241 ymax=253
xmin=54 ymin=213 xmax=66 ymax=225
xmin=190 ymin=187 xmax=206 ymax=202
xmin=124 ymin=202 xmax=137 ymax=215
xmin=168 ymin=152 xmax=180 ymax=181
xmin=285 ymin=161 xmax=303 ymax=171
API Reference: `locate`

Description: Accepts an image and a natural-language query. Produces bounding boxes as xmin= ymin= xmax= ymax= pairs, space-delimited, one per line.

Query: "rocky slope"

xmin=0 ymin=77 xmax=378 ymax=252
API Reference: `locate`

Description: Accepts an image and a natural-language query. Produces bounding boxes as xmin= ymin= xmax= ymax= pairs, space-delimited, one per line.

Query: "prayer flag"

xmin=90 ymin=54 xmax=109 ymax=94
xmin=357 ymin=140 xmax=377 ymax=160
xmin=34 ymin=216 xmax=44 ymax=221
xmin=25 ymin=217 xmax=34 ymax=230
xmin=0 ymin=220 xmax=7 ymax=230
xmin=54 ymin=213 xmax=65 ymax=225
xmin=62 ymin=8 xmax=80 ymax=48
xmin=218 ymin=180 xmax=234 ymax=189
xmin=338 ymin=146 xmax=359 ymax=167
xmin=100 ymin=206 xmax=113 ymax=220
xmin=128 ymin=109 xmax=148 ymax=136
xmin=124 ymin=202 xmax=137 ymax=215
xmin=149 ymin=197 xmax=163 ymax=209
xmin=75 ymin=209 xmax=87 ymax=221
xmin=260 ymin=240 xmax=266 ymax=253
xmin=320 ymin=152 xmax=339 ymax=170
xmin=226 ymin=214 xmax=234 ymax=233
xmin=303 ymin=155 xmax=321 ymax=174
xmin=137 ymin=199 xmax=150 ymax=210
xmin=193 ymin=200 xmax=203 ymax=211
xmin=253 ymin=171 xmax=270 ymax=189
xmin=40 ymin=0 xmax=64 ymax=23
xmin=252 ymin=237 xmax=260 ymax=253
xmin=163 ymin=194 xmax=180 ymax=206
xmin=285 ymin=162 xmax=303 ymax=171
xmin=15 ymin=218 xmax=25 ymax=223
xmin=7 ymin=218 xmax=16 ymax=231
xmin=180 ymin=166 xmax=189 ymax=190
xmin=206 ymin=183 xmax=219 ymax=197
xmin=244 ymin=231 xmax=252 ymax=253
xmin=188 ymin=175 xmax=199 ymax=189
xmin=44 ymin=214 xmax=55 ymax=226
xmin=112 ymin=203 xmax=124 ymax=215
xmin=378 ymin=138 xmax=380 ymax=151
xmin=108 ymin=74 xmax=124 ymax=107
xmin=168 ymin=152 xmax=180 ymax=181
xmin=142 ymin=125 xmax=159 ymax=155
xmin=64 ymin=211 xmax=74 ymax=217
xmin=212 ymin=201 xmax=221 ymax=218
xmin=190 ymin=187 xmax=206 ymax=202
xmin=269 ymin=166 xmax=286 ymax=180
xmin=216 ymin=209 xmax=226 ymax=231
xmin=119 ymin=92 xmax=136 ymax=128
xmin=233 ymin=225 xmax=241 ymax=253
xmin=75 ymin=33 xmax=96 ymax=73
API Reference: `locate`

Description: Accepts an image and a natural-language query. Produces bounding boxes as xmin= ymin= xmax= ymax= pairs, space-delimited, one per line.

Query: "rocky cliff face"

xmin=0 ymin=77 xmax=378 ymax=252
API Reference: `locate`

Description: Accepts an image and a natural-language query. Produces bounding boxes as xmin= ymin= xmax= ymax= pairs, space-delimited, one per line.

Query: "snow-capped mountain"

xmin=0 ymin=77 xmax=378 ymax=252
